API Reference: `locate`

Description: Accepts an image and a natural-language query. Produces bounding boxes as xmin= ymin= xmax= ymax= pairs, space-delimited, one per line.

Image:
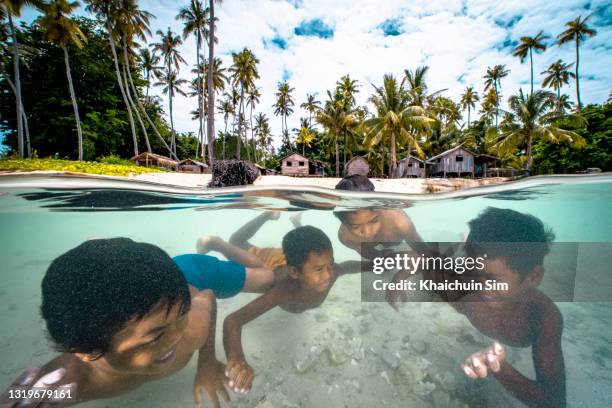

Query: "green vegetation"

xmin=0 ymin=157 xmax=162 ymax=176
xmin=1 ymin=1 xmax=609 ymax=178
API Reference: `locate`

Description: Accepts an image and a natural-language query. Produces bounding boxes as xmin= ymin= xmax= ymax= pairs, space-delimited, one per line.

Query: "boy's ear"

xmin=287 ymin=266 xmax=300 ymax=279
xmin=75 ymin=352 xmax=103 ymax=362
xmin=525 ymin=265 xmax=544 ymax=287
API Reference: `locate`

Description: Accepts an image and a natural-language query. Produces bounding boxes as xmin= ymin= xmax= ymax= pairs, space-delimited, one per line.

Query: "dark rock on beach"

xmin=208 ymin=160 xmax=261 ymax=188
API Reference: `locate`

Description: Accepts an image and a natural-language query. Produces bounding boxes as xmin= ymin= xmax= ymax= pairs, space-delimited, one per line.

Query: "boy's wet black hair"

xmin=334 ymin=175 xmax=375 ymax=192
xmin=334 ymin=175 xmax=375 ymax=222
xmin=466 ymin=207 xmax=555 ymax=279
xmin=41 ymin=238 xmax=190 ymax=355
xmin=282 ymin=226 xmax=333 ymax=270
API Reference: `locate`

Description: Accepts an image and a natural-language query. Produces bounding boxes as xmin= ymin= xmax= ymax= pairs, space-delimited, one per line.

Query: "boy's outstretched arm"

xmin=192 ymin=290 xmax=230 ymax=408
xmin=463 ymin=304 xmax=566 ymax=408
xmin=222 ymin=288 xmax=290 ymax=394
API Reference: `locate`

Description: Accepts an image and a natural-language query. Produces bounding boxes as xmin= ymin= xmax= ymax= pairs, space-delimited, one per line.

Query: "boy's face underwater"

xmin=343 ymin=209 xmax=382 ymax=240
xmin=477 ymin=257 xmax=542 ymax=302
xmin=97 ymin=301 xmax=189 ymax=375
xmin=295 ymin=250 xmax=335 ymax=293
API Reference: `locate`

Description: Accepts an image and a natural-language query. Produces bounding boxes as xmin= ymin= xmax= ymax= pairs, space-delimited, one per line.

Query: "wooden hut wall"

xmin=281 ymin=154 xmax=310 ymax=176
xmin=430 ymin=148 xmax=474 ymax=175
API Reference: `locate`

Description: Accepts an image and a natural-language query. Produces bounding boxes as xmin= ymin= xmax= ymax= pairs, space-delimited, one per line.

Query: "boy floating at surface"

xmin=333 ymin=175 xmax=423 ymax=259
xmin=453 ymin=208 xmax=565 ymax=408
xmin=0 ymin=238 xmax=228 ymax=408
xmin=197 ymin=225 xmax=360 ymax=395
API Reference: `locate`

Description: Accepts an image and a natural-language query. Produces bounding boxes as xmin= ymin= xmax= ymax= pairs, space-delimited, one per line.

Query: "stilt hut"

xmin=344 ymin=156 xmax=369 ymax=176
xmin=131 ymin=152 xmax=177 ymax=171
xmin=177 ymin=159 xmax=209 ymax=173
xmin=395 ymin=155 xmax=426 ymax=178
xmin=281 ymin=153 xmax=326 ymax=176
xmin=426 ymin=146 xmax=476 ymax=177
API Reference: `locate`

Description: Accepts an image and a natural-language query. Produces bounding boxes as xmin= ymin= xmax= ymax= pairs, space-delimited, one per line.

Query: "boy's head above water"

xmin=335 ymin=208 xmax=382 ymax=239
xmin=41 ymin=238 xmax=191 ymax=372
xmin=466 ymin=207 xmax=555 ymax=299
xmin=334 ymin=174 xmax=375 ymax=192
xmin=282 ymin=226 xmax=334 ymax=292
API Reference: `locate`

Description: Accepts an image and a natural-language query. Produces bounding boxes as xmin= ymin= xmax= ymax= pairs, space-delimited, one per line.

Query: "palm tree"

xmin=365 ymin=74 xmax=434 ymax=177
xmin=300 ymin=93 xmax=320 ymax=128
xmin=316 ymin=90 xmax=345 ymax=175
xmin=138 ymin=48 xmax=162 ymax=97
xmin=295 ymin=118 xmax=315 ymax=156
xmin=497 ymin=89 xmax=585 ymax=171
xmin=153 ymin=27 xmax=186 ymax=155
xmin=460 ymin=86 xmax=479 ymax=126
xmin=541 ymin=59 xmax=575 ymax=99
xmin=512 ymin=31 xmax=549 ymax=95
xmin=403 ymin=65 xmax=445 ymax=107
xmin=3 ymin=0 xmax=43 ymax=158
xmin=228 ymin=47 xmax=259 ymax=159
xmin=273 ymin=80 xmax=295 ymax=144
xmin=246 ymin=86 xmax=260 ymax=161
xmin=480 ymin=88 xmax=498 ymax=126
xmin=557 ymin=15 xmax=597 ymax=110
xmin=86 ymin=0 xmax=141 ymax=157
xmin=206 ymin=0 xmax=222 ymax=167
xmin=39 ymin=0 xmax=86 ymax=160
xmin=192 ymin=56 xmax=227 ymax=157
xmin=254 ymin=114 xmax=272 ymax=164
xmin=114 ymin=0 xmax=155 ymax=154
xmin=155 ymin=70 xmax=188 ymax=157
xmin=483 ymin=64 xmax=510 ymax=126
xmin=217 ymin=98 xmax=234 ymax=159
xmin=177 ymin=0 xmax=208 ymax=160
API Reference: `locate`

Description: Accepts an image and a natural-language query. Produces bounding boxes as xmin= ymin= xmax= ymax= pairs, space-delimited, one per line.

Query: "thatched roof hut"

xmin=177 ymin=159 xmax=209 ymax=173
xmin=131 ymin=152 xmax=177 ymax=170
xmin=344 ymin=156 xmax=369 ymax=177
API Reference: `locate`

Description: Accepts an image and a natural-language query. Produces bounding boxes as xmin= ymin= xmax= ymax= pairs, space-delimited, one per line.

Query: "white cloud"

xmin=21 ymin=0 xmax=611 ymax=148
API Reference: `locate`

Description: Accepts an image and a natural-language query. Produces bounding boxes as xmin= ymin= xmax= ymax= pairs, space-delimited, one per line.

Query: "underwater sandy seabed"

xmin=0 ymin=182 xmax=611 ymax=407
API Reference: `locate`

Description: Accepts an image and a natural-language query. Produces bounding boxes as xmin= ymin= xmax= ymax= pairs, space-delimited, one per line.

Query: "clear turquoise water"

xmin=0 ymin=174 xmax=611 ymax=407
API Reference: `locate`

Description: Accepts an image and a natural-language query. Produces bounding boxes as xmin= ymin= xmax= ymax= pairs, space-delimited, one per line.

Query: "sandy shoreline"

xmin=129 ymin=172 xmax=510 ymax=194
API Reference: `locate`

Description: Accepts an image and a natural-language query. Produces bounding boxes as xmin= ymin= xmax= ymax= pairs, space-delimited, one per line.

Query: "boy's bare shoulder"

xmin=184 ymin=288 xmax=214 ymax=348
xmin=527 ymin=290 xmax=563 ymax=332
xmin=382 ymin=209 xmax=412 ymax=232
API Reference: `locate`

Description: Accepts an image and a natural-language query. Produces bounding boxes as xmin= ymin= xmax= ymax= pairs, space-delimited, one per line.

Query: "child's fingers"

xmin=470 ymin=356 xmax=488 ymax=378
xmin=492 ymin=342 xmax=505 ymax=358
xmin=193 ymin=383 xmax=203 ymax=407
xmin=486 ymin=353 xmax=501 ymax=372
xmin=461 ymin=364 xmax=478 ymax=379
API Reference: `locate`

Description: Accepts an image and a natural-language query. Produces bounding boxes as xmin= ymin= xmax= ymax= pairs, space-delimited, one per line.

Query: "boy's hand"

xmin=1 ymin=366 xmax=76 ymax=407
xmin=225 ymin=359 xmax=254 ymax=394
xmin=193 ymin=359 xmax=229 ymax=408
xmin=461 ymin=342 xmax=505 ymax=379
xmin=197 ymin=236 xmax=221 ymax=254
xmin=385 ymin=270 xmax=411 ymax=311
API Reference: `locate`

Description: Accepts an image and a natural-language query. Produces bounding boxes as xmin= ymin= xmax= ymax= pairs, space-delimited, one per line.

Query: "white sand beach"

xmin=129 ymin=172 xmax=510 ymax=194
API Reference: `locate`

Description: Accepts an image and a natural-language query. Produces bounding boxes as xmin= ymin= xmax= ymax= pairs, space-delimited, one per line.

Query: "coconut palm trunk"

xmin=121 ymin=63 xmax=150 ymax=153
xmin=236 ymin=85 xmax=244 ymax=159
xmin=206 ymin=0 xmax=216 ymax=167
xmin=250 ymin=105 xmax=255 ymax=163
xmin=467 ymin=105 xmax=471 ymax=126
xmin=389 ymin=132 xmax=397 ymax=178
xmin=575 ymin=41 xmax=581 ymax=109
xmin=525 ymin=133 xmax=533 ymax=171
xmin=529 ymin=48 xmax=534 ymax=95
xmin=63 ymin=46 xmax=83 ymax=160
xmin=123 ymin=51 xmax=175 ymax=159
xmin=105 ymin=22 xmax=138 ymax=156
xmin=334 ymin=132 xmax=339 ymax=176
xmin=5 ymin=76 xmax=31 ymax=157
xmin=122 ymin=40 xmax=152 ymax=152
xmin=7 ymin=13 xmax=24 ymax=158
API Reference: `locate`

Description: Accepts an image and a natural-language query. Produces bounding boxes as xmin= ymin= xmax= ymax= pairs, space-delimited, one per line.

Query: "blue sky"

xmin=17 ymin=0 xmax=612 ymax=147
